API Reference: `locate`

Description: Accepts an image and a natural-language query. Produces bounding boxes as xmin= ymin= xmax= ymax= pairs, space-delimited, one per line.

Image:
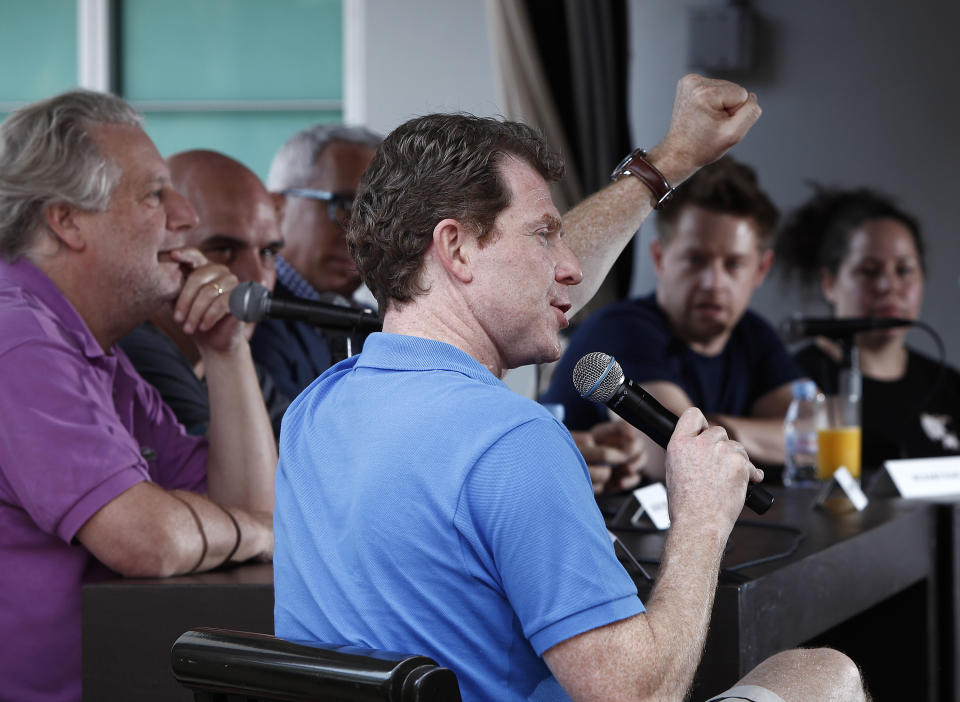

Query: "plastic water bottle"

xmin=783 ymin=379 xmax=826 ymax=487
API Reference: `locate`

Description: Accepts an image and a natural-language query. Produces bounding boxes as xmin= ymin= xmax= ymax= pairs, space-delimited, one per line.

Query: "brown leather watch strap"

xmin=610 ymin=149 xmax=675 ymax=209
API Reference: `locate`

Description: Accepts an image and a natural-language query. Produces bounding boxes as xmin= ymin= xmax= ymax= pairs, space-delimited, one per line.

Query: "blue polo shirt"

xmin=274 ymin=332 xmax=643 ymax=701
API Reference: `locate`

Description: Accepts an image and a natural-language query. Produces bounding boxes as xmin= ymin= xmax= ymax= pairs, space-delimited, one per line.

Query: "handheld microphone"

xmin=781 ymin=315 xmax=912 ymax=342
xmin=229 ymin=281 xmax=382 ymax=333
xmin=572 ymin=352 xmax=773 ymax=515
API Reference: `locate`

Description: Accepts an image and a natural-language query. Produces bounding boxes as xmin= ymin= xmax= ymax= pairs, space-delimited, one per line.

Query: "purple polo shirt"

xmin=0 ymin=258 xmax=209 ymax=702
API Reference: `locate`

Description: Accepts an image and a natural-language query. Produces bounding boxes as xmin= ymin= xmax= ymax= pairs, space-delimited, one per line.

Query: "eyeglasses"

xmin=282 ymin=188 xmax=354 ymax=229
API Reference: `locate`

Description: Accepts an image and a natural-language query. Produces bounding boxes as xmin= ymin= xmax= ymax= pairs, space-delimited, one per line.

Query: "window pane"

xmin=142 ymin=111 xmax=341 ymax=181
xmin=0 ymin=0 xmax=76 ymax=101
xmin=121 ymin=0 xmax=342 ymax=101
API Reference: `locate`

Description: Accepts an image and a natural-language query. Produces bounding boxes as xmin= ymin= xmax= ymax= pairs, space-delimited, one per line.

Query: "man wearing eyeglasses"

xmin=250 ymin=124 xmax=382 ymax=400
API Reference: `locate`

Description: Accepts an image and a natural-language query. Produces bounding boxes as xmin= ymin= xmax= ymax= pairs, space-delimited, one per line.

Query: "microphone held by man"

xmin=573 ymin=352 xmax=774 ymax=514
xmin=230 ymin=281 xmax=382 ymax=334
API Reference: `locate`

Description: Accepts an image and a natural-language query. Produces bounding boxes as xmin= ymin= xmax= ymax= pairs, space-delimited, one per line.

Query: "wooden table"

xmin=82 ymin=562 xmax=273 ymax=701
xmin=608 ymin=487 xmax=938 ymax=701
xmin=83 ymin=489 xmax=938 ymax=702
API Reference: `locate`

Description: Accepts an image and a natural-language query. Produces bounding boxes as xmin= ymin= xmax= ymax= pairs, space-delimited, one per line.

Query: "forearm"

xmin=202 ymin=342 xmax=278 ymax=513
xmin=564 ymin=146 xmax=692 ymax=316
xmin=167 ymin=489 xmax=273 ymax=575
xmin=77 ymin=482 xmax=273 ymax=578
xmin=641 ymin=521 xmax=726 ymax=697
xmin=563 ymin=176 xmax=654 ymax=315
xmin=545 ymin=408 xmax=754 ymax=702
xmin=709 ymin=414 xmax=785 ymax=466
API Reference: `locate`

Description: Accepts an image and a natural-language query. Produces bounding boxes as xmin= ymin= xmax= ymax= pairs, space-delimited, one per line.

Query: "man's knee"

xmin=789 ymin=648 xmax=866 ymax=697
xmin=738 ymin=647 xmax=868 ymax=701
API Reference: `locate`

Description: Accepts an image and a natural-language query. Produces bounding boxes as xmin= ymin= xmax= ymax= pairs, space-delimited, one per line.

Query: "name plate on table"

xmin=885 ymin=455 xmax=960 ymax=498
xmin=816 ymin=466 xmax=868 ymax=511
xmin=834 ymin=466 xmax=868 ymax=511
xmin=631 ymin=482 xmax=671 ymax=530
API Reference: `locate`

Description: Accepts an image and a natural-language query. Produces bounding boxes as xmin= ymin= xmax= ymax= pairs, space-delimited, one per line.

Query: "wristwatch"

xmin=610 ymin=148 xmax=675 ymax=209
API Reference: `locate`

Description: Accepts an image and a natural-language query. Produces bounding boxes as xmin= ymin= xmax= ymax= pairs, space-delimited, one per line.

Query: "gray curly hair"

xmin=266 ymin=123 xmax=382 ymax=192
xmin=0 ymin=89 xmax=142 ymax=261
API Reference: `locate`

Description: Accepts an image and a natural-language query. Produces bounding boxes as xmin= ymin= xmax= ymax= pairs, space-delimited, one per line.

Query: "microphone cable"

xmin=720 ymin=520 xmax=806 ymax=574
xmin=906 ymin=318 xmax=947 ymax=417
xmin=609 ymin=520 xmax=806 ymax=581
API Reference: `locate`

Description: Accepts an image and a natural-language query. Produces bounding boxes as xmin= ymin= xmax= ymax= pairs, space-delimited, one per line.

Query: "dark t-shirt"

xmin=248 ymin=279 xmax=370 ymax=400
xmin=542 ymin=293 xmax=803 ymax=430
xmin=794 ymin=343 xmax=960 ymax=470
xmin=119 ymin=323 xmax=290 ymax=439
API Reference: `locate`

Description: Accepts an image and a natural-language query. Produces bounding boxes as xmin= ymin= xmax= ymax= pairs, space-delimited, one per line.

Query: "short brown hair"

xmin=348 ymin=113 xmax=564 ymax=311
xmin=655 ymin=156 xmax=778 ymax=249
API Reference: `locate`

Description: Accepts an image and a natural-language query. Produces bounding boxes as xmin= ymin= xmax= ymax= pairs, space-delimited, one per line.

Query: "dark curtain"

xmin=524 ymin=0 xmax=634 ymax=301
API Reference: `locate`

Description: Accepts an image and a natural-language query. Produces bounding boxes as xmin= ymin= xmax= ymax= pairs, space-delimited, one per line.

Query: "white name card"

xmin=885 ymin=455 xmax=960 ymax=498
xmin=631 ymin=482 xmax=671 ymax=530
xmin=834 ymin=466 xmax=868 ymax=511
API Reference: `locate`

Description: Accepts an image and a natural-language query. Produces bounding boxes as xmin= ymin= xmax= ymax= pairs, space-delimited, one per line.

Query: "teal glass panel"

xmin=0 ymin=0 xmax=77 ymax=101
xmin=121 ymin=0 xmax=342 ymax=101
xmin=141 ymin=111 xmax=341 ymax=182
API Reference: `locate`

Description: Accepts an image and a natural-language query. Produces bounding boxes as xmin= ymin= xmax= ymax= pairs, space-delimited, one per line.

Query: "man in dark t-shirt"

xmin=544 ymin=157 xmax=803 ymax=479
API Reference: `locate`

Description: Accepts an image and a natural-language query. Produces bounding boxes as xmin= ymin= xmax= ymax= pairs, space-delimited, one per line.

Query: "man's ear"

xmin=650 ymin=238 xmax=664 ymax=277
xmin=821 ymin=266 xmax=837 ymax=306
xmin=754 ymin=248 xmax=774 ymax=286
xmin=42 ymin=202 xmax=86 ymax=252
xmin=432 ymin=218 xmax=473 ymax=283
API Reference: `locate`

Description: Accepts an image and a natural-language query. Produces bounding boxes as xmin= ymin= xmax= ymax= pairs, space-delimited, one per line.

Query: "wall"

xmin=354 ymin=0 xmax=500 ymax=136
xmin=628 ymin=0 xmax=960 ymax=366
xmin=359 ymin=0 xmax=960 ymax=385
xmin=356 ymin=0 xmax=550 ymax=396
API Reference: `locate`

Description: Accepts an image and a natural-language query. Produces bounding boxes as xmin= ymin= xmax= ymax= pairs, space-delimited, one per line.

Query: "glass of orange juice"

xmin=817 ymin=426 xmax=862 ymax=481
xmin=816 ymin=394 xmax=862 ymax=482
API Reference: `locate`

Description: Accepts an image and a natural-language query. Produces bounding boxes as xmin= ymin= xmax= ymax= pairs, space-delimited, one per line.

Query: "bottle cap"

xmin=791 ymin=379 xmax=818 ymax=400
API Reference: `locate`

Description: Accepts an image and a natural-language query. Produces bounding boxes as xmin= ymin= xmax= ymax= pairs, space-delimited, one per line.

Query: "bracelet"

xmin=171 ymin=493 xmax=207 ymax=574
xmin=610 ymin=148 xmax=675 ymax=209
xmin=217 ymin=504 xmax=242 ymax=568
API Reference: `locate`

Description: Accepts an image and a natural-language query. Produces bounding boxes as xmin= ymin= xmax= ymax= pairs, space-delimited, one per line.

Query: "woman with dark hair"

xmin=776 ymin=187 xmax=960 ymax=474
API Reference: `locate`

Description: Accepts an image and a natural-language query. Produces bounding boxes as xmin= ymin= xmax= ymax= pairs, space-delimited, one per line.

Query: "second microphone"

xmin=229 ymin=281 xmax=382 ymax=334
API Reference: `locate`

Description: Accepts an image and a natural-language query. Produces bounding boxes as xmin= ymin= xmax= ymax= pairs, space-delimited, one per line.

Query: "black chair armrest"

xmin=170 ymin=627 xmax=461 ymax=702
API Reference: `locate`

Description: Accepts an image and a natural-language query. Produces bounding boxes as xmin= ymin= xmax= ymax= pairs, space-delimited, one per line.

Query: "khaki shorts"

xmin=705 ymin=684 xmax=787 ymax=702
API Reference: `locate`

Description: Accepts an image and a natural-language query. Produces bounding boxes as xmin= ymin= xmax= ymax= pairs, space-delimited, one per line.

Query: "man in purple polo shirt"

xmin=0 ymin=91 xmax=278 ymax=701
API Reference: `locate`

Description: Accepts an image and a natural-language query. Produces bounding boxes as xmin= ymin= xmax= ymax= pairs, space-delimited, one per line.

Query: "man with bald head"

xmin=120 ymin=149 xmax=290 ymax=437
xmin=250 ymin=124 xmax=381 ymax=399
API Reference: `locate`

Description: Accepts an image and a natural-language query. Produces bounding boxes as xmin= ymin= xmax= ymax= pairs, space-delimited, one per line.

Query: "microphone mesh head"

xmin=228 ymin=281 xmax=270 ymax=322
xmin=572 ymin=352 xmax=624 ymax=403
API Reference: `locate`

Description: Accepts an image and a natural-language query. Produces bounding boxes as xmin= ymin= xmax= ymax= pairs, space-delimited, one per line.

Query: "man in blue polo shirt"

xmin=274 ymin=77 xmax=867 ymax=702
xmin=544 ymin=157 xmax=803 ymax=478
